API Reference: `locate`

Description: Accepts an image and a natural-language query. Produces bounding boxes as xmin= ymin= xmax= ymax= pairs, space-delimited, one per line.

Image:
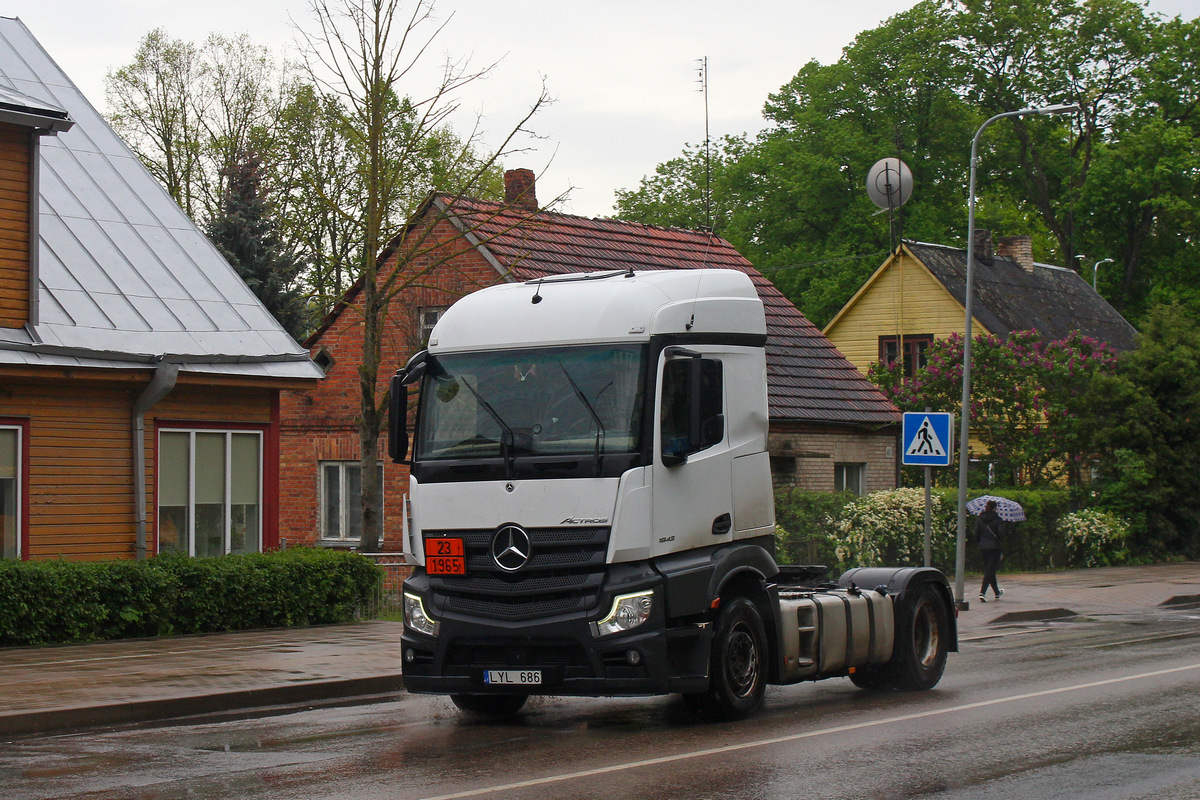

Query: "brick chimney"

xmin=997 ymin=235 xmax=1035 ymax=274
xmin=504 ymin=168 xmax=538 ymax=213
xmin=972 ymin=228 xmax=994 ymax=267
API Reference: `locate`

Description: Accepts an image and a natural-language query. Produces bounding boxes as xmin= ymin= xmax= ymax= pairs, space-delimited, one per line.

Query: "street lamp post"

xmin=953 ymin=103 xmax=1079 ymax=609
xmin=1093 ymin=257 xmax=1113 ymax=290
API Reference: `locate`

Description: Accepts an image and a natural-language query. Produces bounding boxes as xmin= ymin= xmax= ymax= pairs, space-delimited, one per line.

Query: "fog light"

xmin=404 ymin=648 xmax=416 ymax=664
xmin=626 ymin=649 xmax=642 ymax=666
xmin=591 ymin=590 xmax=653 ymax=637
xmin=403 ymin=592 xmax=440 ymax=637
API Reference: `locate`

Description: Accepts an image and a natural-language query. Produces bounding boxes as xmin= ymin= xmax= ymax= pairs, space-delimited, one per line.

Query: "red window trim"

xmin=153 ymin=413 xmax=280 ymax=553
xmin=0 ymin=417 xmax=30 ymax=560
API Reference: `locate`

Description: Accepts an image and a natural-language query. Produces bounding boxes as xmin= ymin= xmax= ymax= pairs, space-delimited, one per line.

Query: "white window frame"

xmin=419 ymin=306 xmax=446 ymax=347
xmin=0 ymin=424 xmax=22 ymax=560
xmin=320 ymin=461 xmax=384 ymax=542
xmin=157 ymin=428 xmax=264 ymax=556
xmin=835 ymin=462 xmax=866 ymax=496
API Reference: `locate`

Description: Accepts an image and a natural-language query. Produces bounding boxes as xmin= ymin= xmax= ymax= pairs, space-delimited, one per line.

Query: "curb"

xmin=0 ymin=674 xmax=406 ymax=739
xmin=986 ymin=607 xmax=1077 ymax=624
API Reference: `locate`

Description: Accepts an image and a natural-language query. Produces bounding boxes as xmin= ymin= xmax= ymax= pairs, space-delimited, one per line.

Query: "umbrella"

xmin=966 ymin=495 xmax=1026 ymax=522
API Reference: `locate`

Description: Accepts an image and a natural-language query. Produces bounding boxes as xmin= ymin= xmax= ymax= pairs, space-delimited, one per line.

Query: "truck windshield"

xmin=416 ymin=345 xmax=646 ymax=461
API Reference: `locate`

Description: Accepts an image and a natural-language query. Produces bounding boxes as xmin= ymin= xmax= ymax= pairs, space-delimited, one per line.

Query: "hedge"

xmin=775 ymin=487 xmax=1102 ymax=574
xmin=0 ymin=548 xmax=382 ymax=647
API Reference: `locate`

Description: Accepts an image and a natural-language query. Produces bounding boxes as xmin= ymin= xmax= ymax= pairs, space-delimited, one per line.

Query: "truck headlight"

xmin=403 ymin=592 xmax=440 ymax=637
xmin=591 ymin=590 xmax=654 ymax=637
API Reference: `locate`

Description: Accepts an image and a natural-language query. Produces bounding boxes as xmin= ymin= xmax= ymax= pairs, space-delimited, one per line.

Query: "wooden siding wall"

xmin=0 ymin=374 xmax=273 ymax=561
xmin=825 ymin=252 xmax=984 ymax=375
xmin=0 ymin=123 xmax=30 ymax=329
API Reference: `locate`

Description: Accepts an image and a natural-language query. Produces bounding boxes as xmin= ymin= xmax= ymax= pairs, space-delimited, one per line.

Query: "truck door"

xmin=652 ymin=349 xmax=733 ymax=556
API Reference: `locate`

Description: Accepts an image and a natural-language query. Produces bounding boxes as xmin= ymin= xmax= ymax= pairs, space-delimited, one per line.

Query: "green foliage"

xmin=832 ymin=488 xmax=958 ymax=572
xmin=772 ymin=488 xmax=855 ymax=566
xmin=1083 ymin=303 xmax=1200 ymax=557
xmin=1057 ymin=509 xmax=1131 ymax=567
xmin=207 ymin=151 xmax=308 ymax=338
xmin=614 ymin=0 xmax=1200 ymax=329
xmin=0 ymin=549 xmax=381 ymax=647
xmin=776 ymin=487 xmax=1092 ymax=573
xmin=870 ymin=330 xmax=1118 ymax=486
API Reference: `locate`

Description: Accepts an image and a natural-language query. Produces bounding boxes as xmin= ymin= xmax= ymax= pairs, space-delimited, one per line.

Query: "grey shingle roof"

xmin=908 ymin=241 xmax=1138 ymax=351
xmin=0 ymin=17 xmax=320 ymax=380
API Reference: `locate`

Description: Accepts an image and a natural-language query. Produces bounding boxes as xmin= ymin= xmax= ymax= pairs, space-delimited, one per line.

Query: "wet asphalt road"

xmin=3 ymin=608 xmax=1200 ymax=800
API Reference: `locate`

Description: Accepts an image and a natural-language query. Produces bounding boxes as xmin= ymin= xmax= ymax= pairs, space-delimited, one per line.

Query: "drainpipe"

xmin=132 ymin=361 xmax=179 ymax=559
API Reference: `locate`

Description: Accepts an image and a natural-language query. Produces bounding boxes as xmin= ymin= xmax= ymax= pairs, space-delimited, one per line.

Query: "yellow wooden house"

xmin=823 ymin=232 xmax=1138 ymax=379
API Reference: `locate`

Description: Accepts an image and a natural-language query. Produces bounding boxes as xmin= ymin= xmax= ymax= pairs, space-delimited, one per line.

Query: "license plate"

xmin=426 ymin=537 xmax=465 ymax=575
xmin=484 ymin=670 xmax=542 ymax=685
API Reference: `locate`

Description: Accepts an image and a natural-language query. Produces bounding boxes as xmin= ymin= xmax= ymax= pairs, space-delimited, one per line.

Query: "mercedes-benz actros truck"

xmin=389 ymin=268 xmax=956 ymax=719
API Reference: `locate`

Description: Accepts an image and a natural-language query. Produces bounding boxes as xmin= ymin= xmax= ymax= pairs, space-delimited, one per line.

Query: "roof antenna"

xmin=696 ymin=56 xmax=712 ymax=232
xmin=531 ymin=279 xmax=543 ymax=304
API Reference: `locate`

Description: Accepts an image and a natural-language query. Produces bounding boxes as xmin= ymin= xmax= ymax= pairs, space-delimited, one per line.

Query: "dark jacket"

xmin=975 ymin=510 xmax=1004 ymax=552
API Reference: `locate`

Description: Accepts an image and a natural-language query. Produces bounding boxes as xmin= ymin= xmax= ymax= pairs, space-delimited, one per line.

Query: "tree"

xmin=297 ymin=0 xmax=549 ymax=551
xmin=1083 ymin=304 xmax=1200 ymax=557
xmin=614 ymin=0 xmax=1200 ymax=329
xmin=206 ymin=150 xmax=308 ymax=339
xmin=105 ymin=29 xmax=207 ymax=218
xmin=106 ymin=30 xmax=286 ymax=224
xmin=870 ymin=330 xmax=1119 ymax=486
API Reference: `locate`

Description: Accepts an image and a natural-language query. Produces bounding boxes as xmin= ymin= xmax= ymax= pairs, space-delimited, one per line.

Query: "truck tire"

xmin=450 ymin=694 xmax=528 ymax=716
xmin=685 ymin=596 xmax=767 ymax=720
xmin=885 ymin=583 xmax=949 ymax=691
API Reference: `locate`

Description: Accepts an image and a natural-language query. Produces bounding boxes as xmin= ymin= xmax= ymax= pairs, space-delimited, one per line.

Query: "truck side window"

xmin=661 ymin=357 xmax=723 ymax=463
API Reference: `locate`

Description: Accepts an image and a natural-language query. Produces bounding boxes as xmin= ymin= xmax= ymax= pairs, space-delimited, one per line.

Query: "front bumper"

xmin=400 ymin=580 xmax=712 ymax=697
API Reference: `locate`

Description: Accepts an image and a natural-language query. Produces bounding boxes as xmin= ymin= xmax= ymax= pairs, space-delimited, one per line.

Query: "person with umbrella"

xmin=969 ymin=496 xmax=1023 ymax=603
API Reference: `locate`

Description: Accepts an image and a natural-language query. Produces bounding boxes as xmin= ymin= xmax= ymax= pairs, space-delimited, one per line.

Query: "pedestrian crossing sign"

xmin=902 ymin=412 xmax=954 ymax=467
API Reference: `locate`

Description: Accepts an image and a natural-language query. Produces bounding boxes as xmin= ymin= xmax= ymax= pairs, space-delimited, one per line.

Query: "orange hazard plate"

xmin=426 ymin=537 xmax=465 ymax=575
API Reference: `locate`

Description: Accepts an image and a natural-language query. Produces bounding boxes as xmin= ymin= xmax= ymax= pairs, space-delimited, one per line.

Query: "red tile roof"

xmin=441 ymin=196 xmax=898 ymax=427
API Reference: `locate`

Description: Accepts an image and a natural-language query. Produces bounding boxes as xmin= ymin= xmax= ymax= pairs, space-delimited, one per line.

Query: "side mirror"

xmin=400 ymin=350 xmax=428 ymax=387
xmin=387 ymin=374 xmax=409 ymax=463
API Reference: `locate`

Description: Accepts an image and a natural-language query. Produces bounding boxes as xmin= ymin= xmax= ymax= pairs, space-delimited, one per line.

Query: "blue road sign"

xmin=902 ymin=412 xmax=954 ymax=467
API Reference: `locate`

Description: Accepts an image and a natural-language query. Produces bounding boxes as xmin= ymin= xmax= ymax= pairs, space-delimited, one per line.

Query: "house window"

xmin=878 ymin=334 xmax=933 ymax=379
xmin=158 ymin=429 xmax=262 ymax=557
xmin=0 ymin=426 xmax=21 ymax=560
xmin=321 ymin=461 xmax=384 ymax=542
xmin=419 ymin=306 xmax=446 ymax=346
xmin=835 ymin=462 xmax=865 ymax=496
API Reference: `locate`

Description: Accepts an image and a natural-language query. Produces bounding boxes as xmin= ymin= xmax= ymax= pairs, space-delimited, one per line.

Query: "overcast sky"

xmin=6 ymin=0 xmax=1197 ymax=217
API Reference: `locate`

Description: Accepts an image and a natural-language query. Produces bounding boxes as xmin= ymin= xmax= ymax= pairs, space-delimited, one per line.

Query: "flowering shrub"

xmin=1056 ymin=509 xmax=1131 ymax=567
xmin=868 ymin=330 xmax=1119 ymax=486
xmin=832 ymin=488 xmax=956 ymax=571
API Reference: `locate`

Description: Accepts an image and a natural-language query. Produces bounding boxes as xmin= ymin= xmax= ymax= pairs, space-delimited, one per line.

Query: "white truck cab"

xmin=391 ymin=269 xmax=955 ymax=719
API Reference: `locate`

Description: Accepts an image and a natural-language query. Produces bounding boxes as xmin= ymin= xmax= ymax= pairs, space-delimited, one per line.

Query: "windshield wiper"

xmin=558 ymin=363 xmax=606 ymax=474
xmin=457 ymin=377 xmax=517 ymax=479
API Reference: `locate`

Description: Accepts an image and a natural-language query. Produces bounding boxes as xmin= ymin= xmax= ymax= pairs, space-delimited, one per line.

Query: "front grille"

xmin=425 ymin=526 xmax=609 ymax=621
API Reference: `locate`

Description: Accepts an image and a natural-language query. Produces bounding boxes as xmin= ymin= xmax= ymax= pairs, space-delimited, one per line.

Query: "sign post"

xmin=902 ymin=411 xmax=954 ymax=567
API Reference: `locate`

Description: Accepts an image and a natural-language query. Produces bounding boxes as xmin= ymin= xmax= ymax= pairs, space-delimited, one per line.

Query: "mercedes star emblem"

xmin=490 ymin=524 xmax=532 ymax=572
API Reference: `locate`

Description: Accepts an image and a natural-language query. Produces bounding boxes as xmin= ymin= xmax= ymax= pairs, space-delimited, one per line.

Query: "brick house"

xmin=0 ymin=19 xmax=321 ymax=561
xmin=279 ymin=171 xmax=900 ymax=550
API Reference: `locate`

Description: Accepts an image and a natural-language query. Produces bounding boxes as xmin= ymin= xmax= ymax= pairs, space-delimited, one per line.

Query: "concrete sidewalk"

xmin=2 ymin=562 xmax=1198 ymax=738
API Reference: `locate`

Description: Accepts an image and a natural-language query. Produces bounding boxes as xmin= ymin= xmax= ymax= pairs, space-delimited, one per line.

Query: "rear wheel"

xmin=886 ymin=583 xmax=949 ymax=691
xmin=450 ymin=694 xmax=528 ymax=717
xmin=685 ymin=596 xmax=768 ymax=720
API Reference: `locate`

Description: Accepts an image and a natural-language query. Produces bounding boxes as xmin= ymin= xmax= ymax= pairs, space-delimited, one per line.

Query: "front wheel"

xmin=685 ymin=596 xmax=768 ymax=720
xmin=450 ymin=694 xmax=528 ymax=717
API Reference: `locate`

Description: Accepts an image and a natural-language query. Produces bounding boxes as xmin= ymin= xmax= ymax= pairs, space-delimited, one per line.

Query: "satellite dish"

xmin=866 ymin=158 xmax=913 ymax=210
